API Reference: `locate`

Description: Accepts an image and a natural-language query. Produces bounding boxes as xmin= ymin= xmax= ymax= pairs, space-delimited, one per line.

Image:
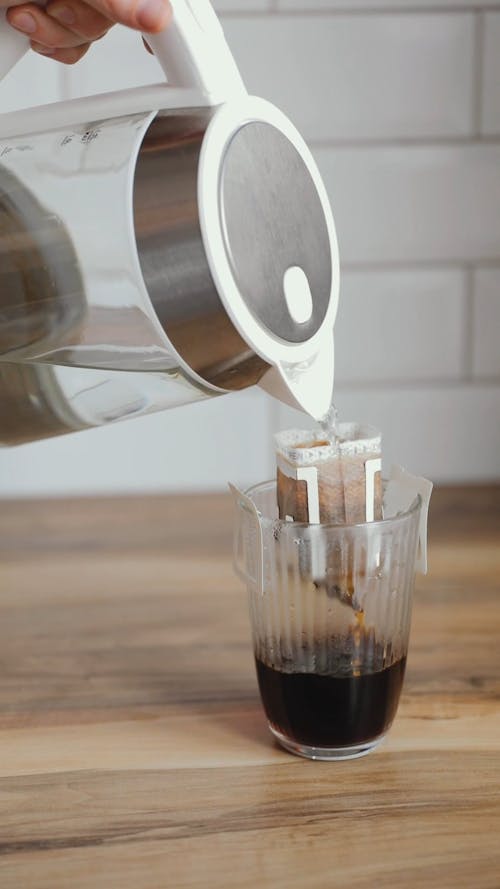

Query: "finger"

xmin=84 ymin=0 xmax=171 ymax=34
xmin=46 ymin=0 xmax=111 ymax=42
xmin=31 ymin=40 xmax=90 ymax=63
xmin=7 ymin=4 xmax=94 ymax=47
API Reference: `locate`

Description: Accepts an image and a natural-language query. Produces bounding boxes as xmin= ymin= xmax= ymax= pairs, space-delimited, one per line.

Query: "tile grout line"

xmin=473 ymin=9 xmax=485 ymax=137
xmin=335 ymin=376 xmax=500 ymax=392
xmin=340 ymin=258 xmax=500 ymax=272
xmin=220 ymin=6 xmax=500 ymax=18
xmin=306 ymin=135 xmax=500 ymax=148
xmin=462 ymin=266 xmax=476 ymax=382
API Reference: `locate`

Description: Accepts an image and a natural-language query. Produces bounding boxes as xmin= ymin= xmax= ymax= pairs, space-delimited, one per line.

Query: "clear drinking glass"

xmin=233 ymin=480 xmax=422 ymax=761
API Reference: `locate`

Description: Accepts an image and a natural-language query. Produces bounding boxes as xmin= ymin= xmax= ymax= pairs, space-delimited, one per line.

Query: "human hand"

xmin=1 ymin=0 xmax=171 ymax=64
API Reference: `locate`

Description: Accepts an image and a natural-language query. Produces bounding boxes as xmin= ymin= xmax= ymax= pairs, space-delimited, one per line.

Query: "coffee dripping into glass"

xmin=0 ymin=0 xmax=339 ymax=446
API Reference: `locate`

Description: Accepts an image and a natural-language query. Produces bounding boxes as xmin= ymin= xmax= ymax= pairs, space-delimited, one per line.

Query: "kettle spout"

xmin=257 ymin=339 xmax=334 ymax=421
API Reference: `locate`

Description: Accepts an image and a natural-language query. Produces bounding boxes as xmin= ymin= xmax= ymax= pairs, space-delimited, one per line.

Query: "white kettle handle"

xmin=0 ymin=8 xmax=33 ymax=80
xmin=148 ymin=0 xmax=245 ymax=99
xmin=0 ymin=0 xmax=245 ymax=101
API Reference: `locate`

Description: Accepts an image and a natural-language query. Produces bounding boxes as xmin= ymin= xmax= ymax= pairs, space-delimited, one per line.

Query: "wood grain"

xmin=0 ymin=486 xmax=499 ymax=888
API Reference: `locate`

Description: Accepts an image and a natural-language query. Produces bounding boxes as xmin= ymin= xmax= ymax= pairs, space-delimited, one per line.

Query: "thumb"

xmin=71 ymin=0 xmax=171 ymax=33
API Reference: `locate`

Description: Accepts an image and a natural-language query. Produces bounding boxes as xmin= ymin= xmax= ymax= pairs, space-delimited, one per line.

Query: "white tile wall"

xmin=472 ymin=267 xmax=500 ymax=378
xmin=335 ymin=268 xmax=466 ymax=384
xmin=278 ymin=1 xmax=500 ymax=8
xmin=224 ymin=14 xmax=475 ymax=140
xmin=481 ymin=13 xmax=500 ymax=136
xmin=317 ymin=144 xmax=500 ymax=264
xmin=214 ymin=0 xmax=269 ymax=9
xmin=1 ymin=0 xmax=499 ymax=494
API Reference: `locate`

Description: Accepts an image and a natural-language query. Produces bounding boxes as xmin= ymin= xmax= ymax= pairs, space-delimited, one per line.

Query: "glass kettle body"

xmin=0 ymin=0 xmax=340 ymax=446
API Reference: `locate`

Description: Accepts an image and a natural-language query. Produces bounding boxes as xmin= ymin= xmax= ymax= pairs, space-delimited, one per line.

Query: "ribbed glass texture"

xmin=234 ymin=480 xmax=421 ymax=760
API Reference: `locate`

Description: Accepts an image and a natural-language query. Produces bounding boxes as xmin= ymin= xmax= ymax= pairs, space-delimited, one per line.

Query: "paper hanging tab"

xmin=384 ymin=465 xmax=433 ymax=574
xmin=229 ymin=483 xmax=264 ymax=594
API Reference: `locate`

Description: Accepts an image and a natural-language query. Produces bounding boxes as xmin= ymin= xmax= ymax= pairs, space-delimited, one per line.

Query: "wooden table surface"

xmin=1 ymin=485 xmax=499 ymax=888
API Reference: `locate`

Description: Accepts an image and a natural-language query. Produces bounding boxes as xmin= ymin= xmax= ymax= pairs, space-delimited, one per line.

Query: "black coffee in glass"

xmin=255 ymin=629 xmax=406 ymax=752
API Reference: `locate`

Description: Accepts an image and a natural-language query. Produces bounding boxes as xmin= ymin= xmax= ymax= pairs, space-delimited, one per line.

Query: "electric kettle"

xmin=0 ymin=0 xmax=340 ymax=445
